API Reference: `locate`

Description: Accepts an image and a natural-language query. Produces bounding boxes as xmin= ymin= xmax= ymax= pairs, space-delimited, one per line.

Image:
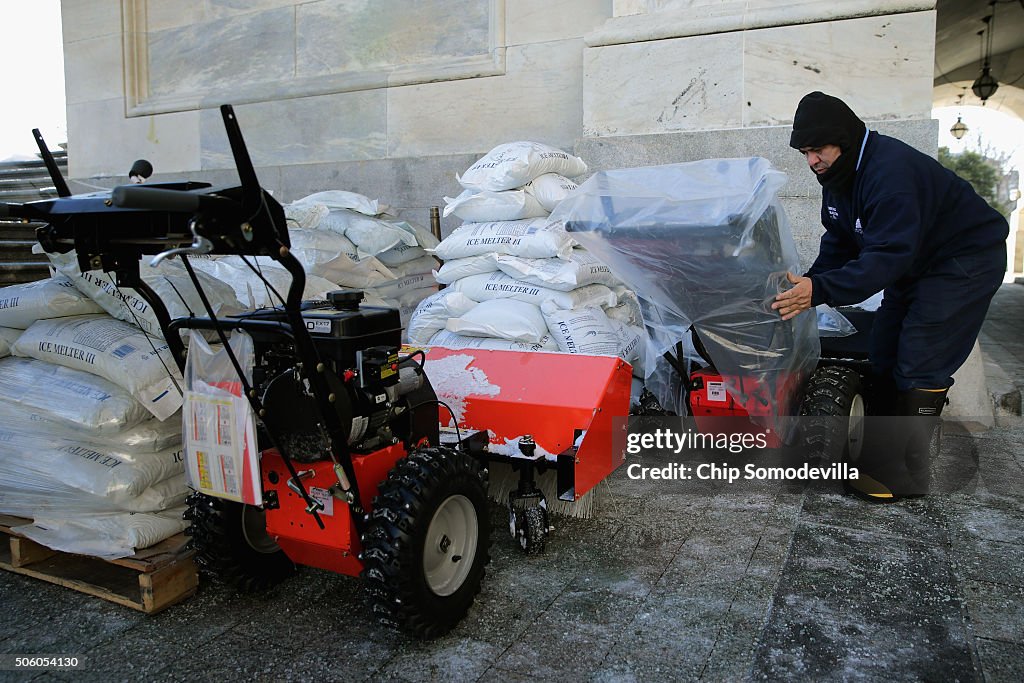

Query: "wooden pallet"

xmin=0 ymin=514 xmax=198 ymax=614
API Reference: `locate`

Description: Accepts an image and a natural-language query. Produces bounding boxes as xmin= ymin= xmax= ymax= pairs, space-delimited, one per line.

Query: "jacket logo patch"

xmin=854 ymin=218 xmax=863 ymax=234
xmin=827 ymin=206 xmax=839 ymax=220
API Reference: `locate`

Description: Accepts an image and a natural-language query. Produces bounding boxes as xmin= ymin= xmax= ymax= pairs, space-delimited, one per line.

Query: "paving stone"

xmin=976 ymin=637 xmax=1024 ymax=683
xmin=752 ymin=522 xmax=975 ymax=681
xmin=962 ymin=580 xmax=1024 ymax=643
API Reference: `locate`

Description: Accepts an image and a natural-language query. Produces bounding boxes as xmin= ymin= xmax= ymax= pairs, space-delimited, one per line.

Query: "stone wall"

xmin=61 ymin=0 xmax=938 ymax=267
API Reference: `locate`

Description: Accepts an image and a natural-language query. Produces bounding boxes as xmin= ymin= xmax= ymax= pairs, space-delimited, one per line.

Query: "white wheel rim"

xmin=423 ymin=494 xmax=478 ymax=596
xmin=241 ymin=505 xmax=281 ymax=554
xmin=847 ymin=393 xmax=865 ymax=463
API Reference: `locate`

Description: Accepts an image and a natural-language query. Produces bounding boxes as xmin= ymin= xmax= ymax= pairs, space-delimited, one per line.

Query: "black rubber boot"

xmin=867 ymin=372 xmax=898 ymax=416
xmin=897 ymin=388 xmax=949 ymax=497
xmin=845 ymin=416 xmax=909 ymax=503
xmin=845 ymin=373 xmax=905 ymax=502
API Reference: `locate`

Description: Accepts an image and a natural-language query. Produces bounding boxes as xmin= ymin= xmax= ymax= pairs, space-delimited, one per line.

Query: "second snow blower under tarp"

xmin=556 ymin=157 xmax=820 ymax=440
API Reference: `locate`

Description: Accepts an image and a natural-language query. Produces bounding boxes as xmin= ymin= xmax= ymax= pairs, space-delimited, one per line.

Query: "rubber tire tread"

xmin=521 ymin=506 xmax=547 ymax=555
xmin=799 ymin=365 xmax=864 ymax=460
xmin=184 ymin=492 xmax=296 ymax=593
xmin=360 ymin=446 xmax=491 ymax=639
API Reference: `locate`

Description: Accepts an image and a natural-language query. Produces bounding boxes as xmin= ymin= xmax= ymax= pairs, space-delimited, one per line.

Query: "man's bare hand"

xmin=772 ymin=272 xmax=813 ymax=320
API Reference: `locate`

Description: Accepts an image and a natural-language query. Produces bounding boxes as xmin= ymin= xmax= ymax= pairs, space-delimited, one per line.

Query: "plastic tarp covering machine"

xmin=554 ymin=157 xmax=820 ymax=436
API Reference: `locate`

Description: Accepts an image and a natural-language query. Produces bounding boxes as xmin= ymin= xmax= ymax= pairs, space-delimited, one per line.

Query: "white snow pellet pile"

xmin=409 ymin=142 xmax=646 ymax=377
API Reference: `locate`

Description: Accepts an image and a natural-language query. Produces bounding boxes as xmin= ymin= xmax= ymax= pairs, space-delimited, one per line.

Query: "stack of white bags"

xmin=408 ymin=142 xmax=645 ymax=377
xmin=0 ymin=273 xmax=217 ymax=558
xmin=273 ymin=190 xmax=440 ymax=328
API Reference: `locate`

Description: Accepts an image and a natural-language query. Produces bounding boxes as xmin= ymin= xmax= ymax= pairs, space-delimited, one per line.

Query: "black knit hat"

xmin=789 ymin=92 xmax=866 ymax=152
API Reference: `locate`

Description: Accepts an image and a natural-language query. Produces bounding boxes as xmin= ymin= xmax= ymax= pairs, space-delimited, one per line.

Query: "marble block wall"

xmin=60 ymin=0 xmax=937 ymax=262
xmin=59 ymin=0 xmax=997 ymax=417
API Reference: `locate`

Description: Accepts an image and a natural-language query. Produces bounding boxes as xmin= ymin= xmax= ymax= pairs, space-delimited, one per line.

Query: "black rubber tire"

xmin=184 ymin=492 xmax=296 ymax=592
xmin=360 ymin=447 xmax=491 ymax=639
xmin=516 ymin=505 xmax=547 ymax=555
xmin=799 ymin=365 xmax=865 ymax=462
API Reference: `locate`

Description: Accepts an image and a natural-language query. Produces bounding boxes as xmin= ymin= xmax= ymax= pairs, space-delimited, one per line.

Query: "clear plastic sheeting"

xmin=816 ymin=304 xmax=858 ymax=337
xmin=554 ymin=157 xmax=820 ymax=431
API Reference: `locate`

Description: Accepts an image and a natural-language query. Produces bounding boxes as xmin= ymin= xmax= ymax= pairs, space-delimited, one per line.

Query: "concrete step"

xmin=0 ymin=261 xmax=50 ymax=285
xmin=0 ymin=187 xmax=61 ymax=203
xmin=0 ymin=241 xmax=38 ymax=261
xmin=0 ymin=221 xmax=44 ymax=240
xmin=0 ymin=176 xmax=62 ymax=191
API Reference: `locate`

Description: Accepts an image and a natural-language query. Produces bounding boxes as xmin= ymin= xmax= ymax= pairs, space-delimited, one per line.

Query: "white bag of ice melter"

xmin=372 ymin=273 xmax=434 ymax=301
xmin=494 ymin=248 xmax=620 ymax=292
xmin=386 ymin=255 xmax=438 ymax=279
xmin=523 ymin=173 xmax=579 ymax=212
xmin=318 ymin=209 xmax=419 ymax=259
xmin=442 ymin=188 xmax=548 ymax=222
xmin=0 ymin=275 xmax=104 ymax=329
xmin=610 ymin=319 xmax=645 ymax=374
xmin=543 ymin=306 xmax=621 ymax=356
xmin=401 ymin=219 xmax=441 ymax=251
xmin=46 ymin=250 xmax=244 ymax=339
xmin=432 ymin=218 xmax=574 ymax=260
xmin=606 ymin=288 xmax=644 ymax=327
xmin=433 ymin=254 xmax=499 ymax=285
xmin=449 ymin=272 xmax=617 ymax=310
xmin=14 ymin=315 xmax=183 ymax=420
xmin=429 ymin=329 xmax=558 ymax=352
xmin=0 ymin=326 xmax=18 ymax=358
xmin=120 ymin=473 xmax=188 ymax=513
xmin=396 ymin=286 xmax=439 ymax=333
xmin=187 ymin=257 xmax=336 ymax=309
xmin=0 ymin=356 xmax=150 ymax=433
xmin=284 ymin=201 xmax=330 ymax=229
xmin=12 ymin=429 xmax=185 ymax=503
xmin=378 ymin=242 xmax=427 ymax=266
xmin=446 ymin=299 xmax=548 ymax=344
xmin=407 ymin=290 xmax=478 ymax=346
xmin=457 ymin=142 xmax=588 ymax=192
xmin=287 ymin=190 xmax=389 ymax=218
xmin=217 ymin=257 xmax=339 ymax=307
xmin=0 ymin=400 xmax=181 ymax=453
xmin=14 ymin=508 xmax=188 ymax=559
xmin=285 ymin=228 xmax=397 ymax=287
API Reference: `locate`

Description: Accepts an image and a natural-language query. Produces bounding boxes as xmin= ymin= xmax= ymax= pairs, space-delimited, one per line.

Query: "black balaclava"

xmin=789 ymin=92 xmax=866 ymax=195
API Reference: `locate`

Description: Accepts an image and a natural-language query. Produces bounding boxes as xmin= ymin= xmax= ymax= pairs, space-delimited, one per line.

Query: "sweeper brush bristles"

xmin=484 ymin=462 xmax=606 ymax=519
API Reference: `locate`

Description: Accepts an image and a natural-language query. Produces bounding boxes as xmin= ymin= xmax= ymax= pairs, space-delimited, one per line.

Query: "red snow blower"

xmin=6 ymin=106 xmax=631 ymax=638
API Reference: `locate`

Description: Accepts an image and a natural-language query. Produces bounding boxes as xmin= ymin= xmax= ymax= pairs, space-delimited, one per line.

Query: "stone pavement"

xmin=1 ymin=286 xmax=1023 ymax=683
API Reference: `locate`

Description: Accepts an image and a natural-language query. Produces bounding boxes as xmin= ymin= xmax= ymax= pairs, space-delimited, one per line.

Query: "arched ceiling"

xmin=934 ymin=0 xmax=1024 ymax=119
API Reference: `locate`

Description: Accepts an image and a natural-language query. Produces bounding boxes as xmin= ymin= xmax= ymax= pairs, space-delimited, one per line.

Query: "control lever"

xmin=149 ymin=218 xmax=214 ymax=267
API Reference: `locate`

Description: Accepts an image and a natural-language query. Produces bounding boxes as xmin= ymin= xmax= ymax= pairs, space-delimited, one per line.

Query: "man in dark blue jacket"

xmin=773 ymin=91 xmax=1008 ymax=501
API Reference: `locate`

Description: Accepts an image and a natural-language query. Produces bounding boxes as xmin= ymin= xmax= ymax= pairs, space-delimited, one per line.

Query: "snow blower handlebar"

xmin=14 ymin=105 xmax=345 ymax=529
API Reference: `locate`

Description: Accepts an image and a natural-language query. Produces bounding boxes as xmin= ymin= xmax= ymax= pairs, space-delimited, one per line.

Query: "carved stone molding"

xmin=587 ymin=0 xmax=936 ymax=47
xmin=121 ymin=0 xmax=507 ymax=117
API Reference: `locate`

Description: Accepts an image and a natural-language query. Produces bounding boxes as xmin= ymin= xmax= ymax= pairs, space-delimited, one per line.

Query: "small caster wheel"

xmin=512 ymin=505 xmax=548 ymax=555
